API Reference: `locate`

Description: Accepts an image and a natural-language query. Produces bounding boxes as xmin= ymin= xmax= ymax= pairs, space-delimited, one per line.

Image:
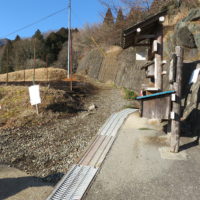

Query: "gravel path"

xmin=0 ymin=77 xmax=138 ymax=184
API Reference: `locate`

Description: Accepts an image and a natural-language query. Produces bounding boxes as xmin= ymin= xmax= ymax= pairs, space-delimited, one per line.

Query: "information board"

xmin=29 ymin=85 xmax=41 ymax=105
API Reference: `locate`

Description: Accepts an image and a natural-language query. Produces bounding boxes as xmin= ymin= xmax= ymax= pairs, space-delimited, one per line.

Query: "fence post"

xmin=34 ymin=38 xmax=36 ymax=81
xmin=70 ymin=35 xmax=73 ymax=91
xmin=23 ymin=54 xmax=25 ymax=83
xmin=84 ymin=48 xmax=86 ymax=82
xmin=6 ymin=41 xmax=8 ymax=85
xmin=46 ymin=54 xmax=48 ymax=81
xmin=76 ymin=51 xmax=77 ymax=73
xmin=170 ymin=46 xmax=184 ymax=153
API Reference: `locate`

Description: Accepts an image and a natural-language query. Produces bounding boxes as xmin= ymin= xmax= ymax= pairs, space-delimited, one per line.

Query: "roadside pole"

xmin=68 ymin=0 xmax=71 ymax=78
xmin=6 ymin=41 xmax=8 ymax=85
xmin=33 ymin=37 xmax=39 ymax=115
xmin=84 ymin=48 xmax=86 ymax=82
xmin=70 ymin=35 xmax=73 ymax=91
xmin=46 ymin=54 xmax=48 ymax=81
xmin=34 ymin=38 xmax=36 ymax=80
xmin=171 ymin=46 xmax=184 ymax=153
xmin=23 ymin=54 xmax=25 ymax=83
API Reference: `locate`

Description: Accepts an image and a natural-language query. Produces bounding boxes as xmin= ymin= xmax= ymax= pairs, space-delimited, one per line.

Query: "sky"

xmin=0 ymin=0 xmax=109 ymax=40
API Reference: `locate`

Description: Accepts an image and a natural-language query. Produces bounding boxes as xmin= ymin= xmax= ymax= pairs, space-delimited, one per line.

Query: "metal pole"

xmin=76 ymin=51 xmax=77 ymax=73
xmin=70 ymin=35 xmax=73 ymax=91
xmin=6 ymin=41 xmax=8 ymax=85
xmin=34 ymin=38 xmax=36 ymax=81
xmin=46 ymin=54 xmax=48 ymax=81
xmin=68 ymin=0 xmax=71 ymax=78
xmin=23 ymin=54 xmax=25 ymax=83
xmin=84 ymin=48 xmax=86 ymax=83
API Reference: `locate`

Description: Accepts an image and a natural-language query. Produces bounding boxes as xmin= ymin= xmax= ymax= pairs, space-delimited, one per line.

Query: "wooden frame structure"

xmin=122 ymin=12 xmax=184 ymax=153
xmin=122 ymin=10 xmax=168 ymax=95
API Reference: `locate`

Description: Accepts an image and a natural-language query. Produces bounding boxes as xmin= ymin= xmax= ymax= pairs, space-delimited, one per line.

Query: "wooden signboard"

xmin=141 ymin=94 xmax=171 ymax=119
xmin=169 ymin=54 xmax=176 ymax=83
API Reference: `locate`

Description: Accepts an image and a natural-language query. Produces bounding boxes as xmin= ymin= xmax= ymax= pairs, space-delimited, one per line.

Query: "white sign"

xmin=29 ymin=85 xmax=41 ymax=105
xmin=169 ymin=59 xmax=174 ymax=81
xmin=136 ymin=47 xmax=146 ymax=60
xmin=154 ymin=58 xmax=157 ymax=79
xmin=189 ymin=68 xmax=200 ymax=84
xmin=153 ymin=40 xmax=157 ymax=52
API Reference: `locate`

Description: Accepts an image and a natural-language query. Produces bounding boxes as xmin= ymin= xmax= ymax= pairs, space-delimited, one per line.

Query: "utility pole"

xmin=68 ymin=0 xmax=71 ymax=78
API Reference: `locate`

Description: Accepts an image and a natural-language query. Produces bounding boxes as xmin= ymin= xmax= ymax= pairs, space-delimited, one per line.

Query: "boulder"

xmin=194 ymin=33 xmax=200 ymax=48
xmin=173 ymin=26 xmax=196 ymax=48
xmin=175 ymin=18 xmax=187 ymax=31
xmin=184 ymin=8 xmax=200 ymax=22
xmin=186 ymin=48 xmax=199 ymax=61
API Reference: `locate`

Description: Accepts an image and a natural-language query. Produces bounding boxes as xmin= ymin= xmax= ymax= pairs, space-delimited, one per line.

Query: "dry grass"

xmin=0 ymin=67 xmax=68 ymax=82
xmin=171 ymin=10 xmax=189 ymax=26
xmin=0 ymin=85 xmax=77 ymax=128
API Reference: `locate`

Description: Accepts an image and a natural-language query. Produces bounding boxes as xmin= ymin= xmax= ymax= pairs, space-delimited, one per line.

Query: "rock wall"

xmin=77 ymin=47 xmax=149 ymax=94
xmin=77 ymin=8 xmax=200 ymax=135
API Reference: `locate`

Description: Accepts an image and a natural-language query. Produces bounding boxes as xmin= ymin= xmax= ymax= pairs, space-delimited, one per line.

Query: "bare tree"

xmin=10 ymin=38 xmax=46 ymax=71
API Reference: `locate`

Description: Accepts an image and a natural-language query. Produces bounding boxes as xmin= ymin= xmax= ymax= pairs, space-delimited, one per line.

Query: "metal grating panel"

xmin=98 ymin=109 xmax=137 ymax=137
xmin=47 ymin=165 xmax=98 ymax=200
xmin=78 ymin=135 xmax=114 ymax=167
xmin=47 ymin=109 xmax=137 ymax=200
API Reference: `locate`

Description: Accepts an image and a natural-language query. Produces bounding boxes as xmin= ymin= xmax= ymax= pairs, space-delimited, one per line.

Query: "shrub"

xmin=123 ymin=87 xmax=137 ymax=100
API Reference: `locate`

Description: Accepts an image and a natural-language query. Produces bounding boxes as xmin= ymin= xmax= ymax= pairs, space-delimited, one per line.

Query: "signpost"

xmin=29 ymin=85 xmax=41 ymax=115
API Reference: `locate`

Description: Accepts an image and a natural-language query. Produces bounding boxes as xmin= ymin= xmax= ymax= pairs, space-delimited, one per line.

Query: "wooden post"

xmin=170 ymin=46 xmax=184 ymax=153
xmin=154 ymin=23 xmax=163 ymax=91
xmin=6 ymin=41 xmax=8 ymax=85
xmin=70 ymin=35 xmax=73 ymax=91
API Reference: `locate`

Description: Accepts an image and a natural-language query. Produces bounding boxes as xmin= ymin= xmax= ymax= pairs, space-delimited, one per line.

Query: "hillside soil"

xmin=0 ymin=74 xmax=139 ymax=185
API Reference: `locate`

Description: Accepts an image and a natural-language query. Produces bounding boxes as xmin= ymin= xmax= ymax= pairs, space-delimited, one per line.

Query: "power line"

xmin=71 ymin=9 xmax=84 ymax=26
xmin=0 ymin=7 xmax=68 ymax=39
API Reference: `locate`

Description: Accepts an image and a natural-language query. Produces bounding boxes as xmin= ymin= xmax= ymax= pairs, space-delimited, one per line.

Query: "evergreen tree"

xmin=32 ymin=29 xmax=44 ymax=41
xmin=103 ymin=8 xmax=114 ymax=26
xmin=0 ymin=40 xmax=14 ymax=74
xmin=45 ymin=32 xmax=63 ymax=64
xmin=115 ymin=8 xmax=124 ymax=26
xmin=14 ymin=35 xmax=21 ymax=42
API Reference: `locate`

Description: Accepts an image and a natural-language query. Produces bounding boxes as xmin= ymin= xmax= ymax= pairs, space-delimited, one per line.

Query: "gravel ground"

xmin=0 ymin=77 xmax=139 ymax=185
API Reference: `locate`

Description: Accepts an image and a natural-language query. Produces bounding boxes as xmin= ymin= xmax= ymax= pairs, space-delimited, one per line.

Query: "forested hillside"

xmin=0 ymin=28 xmax=78 ymax=74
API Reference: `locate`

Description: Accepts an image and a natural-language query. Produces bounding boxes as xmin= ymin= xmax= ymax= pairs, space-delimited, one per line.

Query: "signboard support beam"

xmin=170 ymin=46 xmax=184 ymax=153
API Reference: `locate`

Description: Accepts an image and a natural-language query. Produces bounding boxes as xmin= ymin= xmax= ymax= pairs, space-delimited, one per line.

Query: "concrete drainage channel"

xmin=47 ymin=108 xmax=137 ymax=200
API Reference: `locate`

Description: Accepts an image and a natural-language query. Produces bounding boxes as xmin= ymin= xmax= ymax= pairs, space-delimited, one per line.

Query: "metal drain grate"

xmin=78 ymin=135 xmax=114 ymax=168
xmin=46 ymin=109 xmax=137 ymax=200
xmin=47 ymin=165 xmax=98 ymax=200
xmin=98 ymin=108 xmax=137 ymax=136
